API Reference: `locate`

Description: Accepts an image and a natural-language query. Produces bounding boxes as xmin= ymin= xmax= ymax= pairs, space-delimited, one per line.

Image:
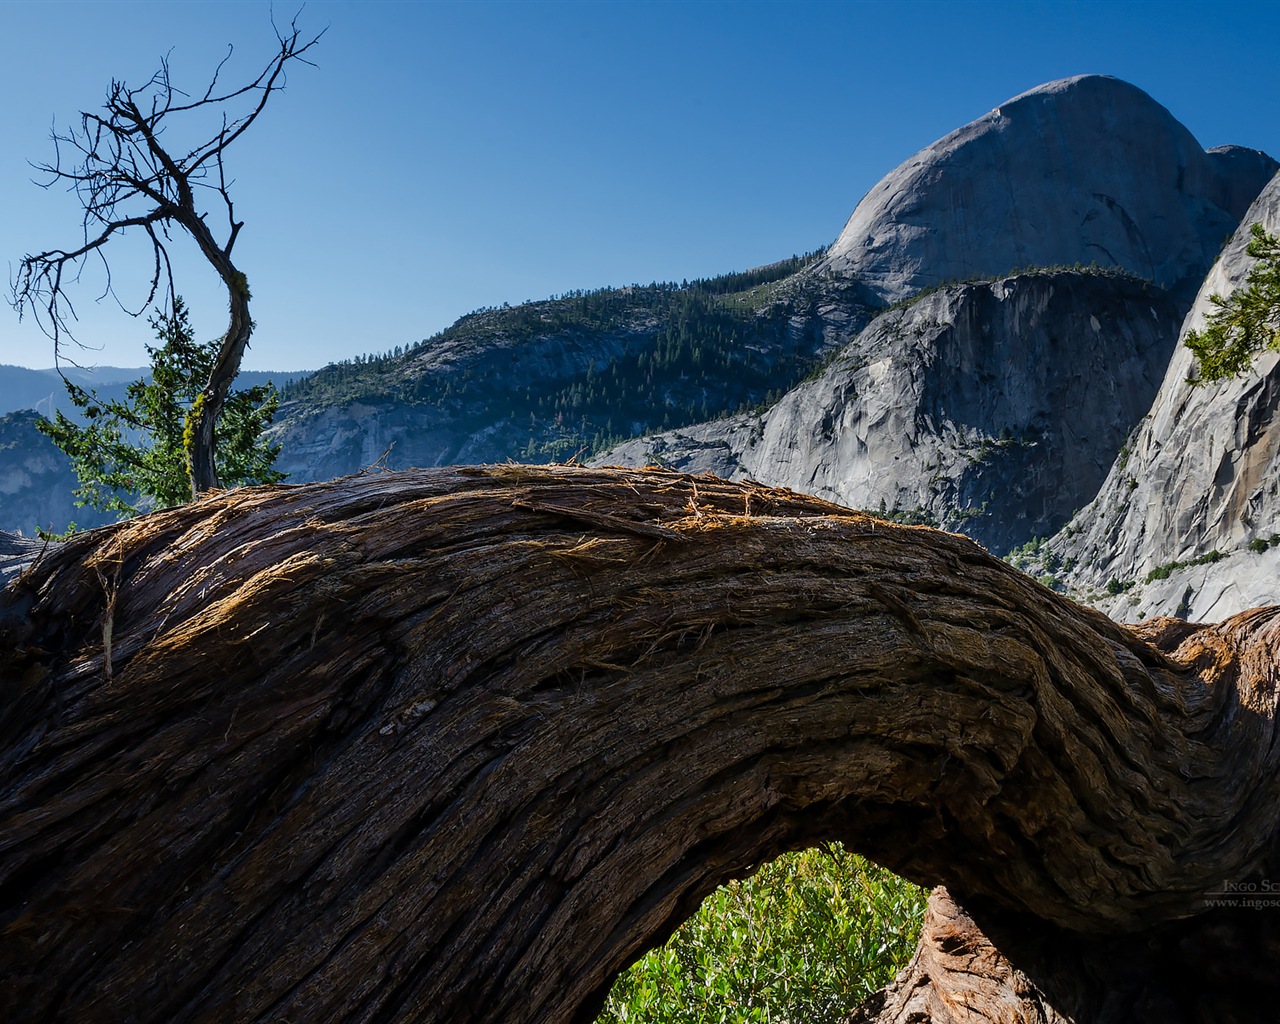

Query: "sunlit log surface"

xmin=2 ymin=466 xmax=1278 ymax=1023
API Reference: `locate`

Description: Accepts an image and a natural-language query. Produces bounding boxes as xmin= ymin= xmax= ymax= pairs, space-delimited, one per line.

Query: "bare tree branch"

xmin=9 ymin=14 xmax=322 ymax=494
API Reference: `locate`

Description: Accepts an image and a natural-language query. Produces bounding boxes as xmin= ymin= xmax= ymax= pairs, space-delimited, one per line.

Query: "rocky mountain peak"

xmin=819 ymin=74 xmax=1278 ymax=304
xmin=1053 ymin=168 xmax=1280 ymax=621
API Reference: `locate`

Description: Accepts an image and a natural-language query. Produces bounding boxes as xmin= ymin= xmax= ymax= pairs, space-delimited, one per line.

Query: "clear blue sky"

xmin=1 ymin=0 xmax=1277 ymax=372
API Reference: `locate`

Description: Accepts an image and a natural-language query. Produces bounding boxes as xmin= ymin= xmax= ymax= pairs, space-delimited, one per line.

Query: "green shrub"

xmin=1144 ymin=549 xmax=1228 ymax=584
xmin=598 ymin=844 xmax=925 ymax=1024
xmin=866 ymin=502 xmax=940 ymax=528
xmin=38 ymin=297 xmax=282 ymax=516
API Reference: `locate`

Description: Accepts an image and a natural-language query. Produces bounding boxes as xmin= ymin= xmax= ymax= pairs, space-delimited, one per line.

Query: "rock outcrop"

xmin=0 ymin=410 xmax=115 ymax=537
xmin=817 ymin=75 xmax=1277 ymax=304
xmin=595 ymin=76 xmax=1280 ymax=556
xmin=598 ymin=270 xmax=1182 ymax=554
xmin=1054 ymin=170 xmax=1280 ymax=621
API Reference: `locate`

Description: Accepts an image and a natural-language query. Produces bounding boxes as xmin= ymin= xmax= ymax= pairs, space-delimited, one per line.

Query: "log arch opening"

xmin=2 ymin=465 xmax=1279 ymax=1024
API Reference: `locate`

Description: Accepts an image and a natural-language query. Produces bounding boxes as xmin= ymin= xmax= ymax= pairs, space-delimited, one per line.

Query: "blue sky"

xmin=1 ymin=0 xmax=1277 ymax=372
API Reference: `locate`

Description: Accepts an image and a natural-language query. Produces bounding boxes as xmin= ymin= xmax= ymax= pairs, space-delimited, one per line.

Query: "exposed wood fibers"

xmin=1 ymin=465 xmax=1278 ymax=1023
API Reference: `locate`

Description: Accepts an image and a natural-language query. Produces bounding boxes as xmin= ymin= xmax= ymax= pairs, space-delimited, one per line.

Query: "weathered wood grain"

xmin=1 ymin=466 xmax=1277 ymax=1023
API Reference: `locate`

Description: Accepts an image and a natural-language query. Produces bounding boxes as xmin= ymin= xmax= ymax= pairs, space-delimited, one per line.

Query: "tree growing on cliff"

xmin=1185 ymin=223 xmax=1280 ymax=383
xmin=37 ymin=297 xmax=283 ymax=518
xmin=10 ymin=16 xmax=320 ymax=498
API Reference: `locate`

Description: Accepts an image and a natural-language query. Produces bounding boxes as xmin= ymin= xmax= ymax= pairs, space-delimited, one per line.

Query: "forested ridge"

xmin=276 ymin=249 xmax=854 ymax=458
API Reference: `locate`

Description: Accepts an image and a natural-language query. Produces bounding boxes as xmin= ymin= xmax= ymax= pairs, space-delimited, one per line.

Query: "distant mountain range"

xmin=0 ymin=364 xmax=311 ymax=419
xmin=0 ymin=365 xmax=145 ymax=419
xmin=3 ymin=73 xmax=1279 ymax=627
xmin=0 ymin=366 xmax=311 ymax=536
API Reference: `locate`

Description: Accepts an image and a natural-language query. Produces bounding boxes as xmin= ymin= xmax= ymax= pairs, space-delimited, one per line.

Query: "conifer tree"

xmin=1185 ymin=223 xmax=1280 ymax=383
xmin=38 ymin=297 xmax=283 ymax=518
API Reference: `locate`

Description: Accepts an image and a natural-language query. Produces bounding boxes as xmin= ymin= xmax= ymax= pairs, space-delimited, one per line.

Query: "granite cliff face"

xmin=1052 ymin=170 xmax=1280 ymax=621
xmin=596 ymin=76 xmax=1278 ymax=559
xmin=597 ymin=270 xmax=1182 ymax=553
xmin=0 ymin=410 xmax=115 ymax=537
xmin=818 ymin=75 xmax=1277 ymax=303
xmin=266 ymin=76 xmax=1277 ymax=508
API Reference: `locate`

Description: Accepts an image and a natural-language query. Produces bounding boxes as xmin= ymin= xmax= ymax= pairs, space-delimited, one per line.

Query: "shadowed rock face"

xmin=0 ymin=410 xmax=115 ymax=538
xmin=1056 ymin=170 xmax=1280 ymax=622
xmin=819 ymin=75 xmax=1277 ymax=304
xmin=596 ymin=270 xmax=1182 ymax=554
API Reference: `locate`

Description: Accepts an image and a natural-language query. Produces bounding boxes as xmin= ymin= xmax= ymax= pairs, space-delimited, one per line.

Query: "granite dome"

xmin=820 ymin=74 xmax=1277 ymax=303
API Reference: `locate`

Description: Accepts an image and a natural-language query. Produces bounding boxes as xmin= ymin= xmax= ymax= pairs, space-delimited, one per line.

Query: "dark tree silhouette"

xmin=10 ymin=17 xmax=320 ymax=497
xmin=2 ymin=466 xmax=1279 ymax=1023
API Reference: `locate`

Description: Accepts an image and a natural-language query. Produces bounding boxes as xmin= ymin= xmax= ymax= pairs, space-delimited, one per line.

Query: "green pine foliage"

xmin=598 ymin=845 xmax=925 ymax=1024
xmin=1185 ymin=223 xmax=1280 ymax=384
xmin=38 ymin=297 xmax=284 ymax=517
xmin=279 ymin=250 xmax=837 ymax=459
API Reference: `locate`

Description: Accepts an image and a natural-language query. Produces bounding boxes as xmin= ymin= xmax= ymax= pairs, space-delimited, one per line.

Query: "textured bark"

xmin=2 ymin=465 xmax=1279 ymax=1024
xmin=186 ymin=251 xmax=253 ymax=495
xmin=856 ymin=881 xmax=1280 ymax=1024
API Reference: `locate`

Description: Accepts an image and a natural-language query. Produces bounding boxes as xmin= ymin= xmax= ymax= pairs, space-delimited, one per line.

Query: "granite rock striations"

xmin=1051 ymin=169 xmax=1280 ymax=621
xmin=596 ymin=270 xmax=1183 ymax=553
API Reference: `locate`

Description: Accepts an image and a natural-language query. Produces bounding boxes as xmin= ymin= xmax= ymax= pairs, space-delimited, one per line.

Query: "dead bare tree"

xmin=9 ymin=16 xmax=321 ymax=497
xmin=2 ymin=466 xmax=1279 ymax=1023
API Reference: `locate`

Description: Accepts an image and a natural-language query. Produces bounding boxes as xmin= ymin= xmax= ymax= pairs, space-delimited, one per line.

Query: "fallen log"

xmin=1 ymin=465 xmax=1278 ymax=1023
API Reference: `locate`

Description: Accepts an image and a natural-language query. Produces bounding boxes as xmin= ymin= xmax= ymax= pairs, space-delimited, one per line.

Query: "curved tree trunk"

xmin=1 ymin=466 xmax=1278 ymax=1024
xmin=184 ymin=216 xmax=254 ymax=497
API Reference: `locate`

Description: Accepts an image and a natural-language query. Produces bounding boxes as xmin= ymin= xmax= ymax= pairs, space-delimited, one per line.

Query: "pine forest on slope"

xmin=272 ymin=249 xmax=852 ymax=463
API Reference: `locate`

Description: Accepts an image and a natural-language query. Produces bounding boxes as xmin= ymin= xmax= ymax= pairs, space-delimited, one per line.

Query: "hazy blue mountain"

xmin=0 ymin=364 xmax=312 ymax=418
xmin=0 ymin=366 xmax=312 ymax=536
xmin=0 ymin=409 xmax=116 ymax=537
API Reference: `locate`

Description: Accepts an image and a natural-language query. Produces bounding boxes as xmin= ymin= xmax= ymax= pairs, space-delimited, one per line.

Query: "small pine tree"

xmin=1185 ymin=223 xmax=1280 ymax=384
xmin=38 ymin=297 xmax=284 ymax=518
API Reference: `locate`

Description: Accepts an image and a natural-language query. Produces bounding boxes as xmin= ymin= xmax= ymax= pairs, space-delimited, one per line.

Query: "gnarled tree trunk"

xmin=2 ymin=466 xmax=1278 ymax=1023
